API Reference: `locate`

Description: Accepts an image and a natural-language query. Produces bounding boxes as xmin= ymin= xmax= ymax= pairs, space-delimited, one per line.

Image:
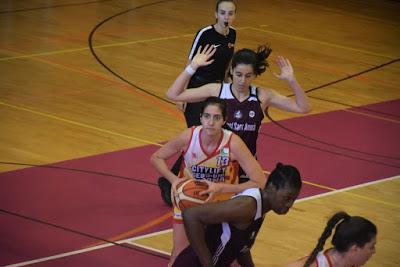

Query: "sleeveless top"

xmin=180 ymin=126 xmax=239 ymax=201
xmin=206 ymin=188 xmax=265 ymax=266
xmin=219 ymin=83 xmax=264 ymax=156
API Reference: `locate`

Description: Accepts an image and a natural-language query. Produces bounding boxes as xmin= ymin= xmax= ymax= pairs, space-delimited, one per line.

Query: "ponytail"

xmin=303 ymin=212 xmax=350 ymax=267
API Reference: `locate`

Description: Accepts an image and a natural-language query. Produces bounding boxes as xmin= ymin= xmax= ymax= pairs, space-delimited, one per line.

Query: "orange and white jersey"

xmin=180 ymin=126 xmax=239 ymax=200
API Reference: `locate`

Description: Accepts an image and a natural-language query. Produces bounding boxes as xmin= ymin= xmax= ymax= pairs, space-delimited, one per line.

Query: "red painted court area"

xmin=0 ymin=100 xmax=399 ymax=266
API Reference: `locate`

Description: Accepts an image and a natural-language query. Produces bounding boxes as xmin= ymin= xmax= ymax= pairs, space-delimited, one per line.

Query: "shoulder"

xmin=194 ymin=25 xmax=214 ymax=38
xmin=283 ymin=257 xmax=311 ymax=267
xmin=257 ymin=86 xmax=278 ymax=103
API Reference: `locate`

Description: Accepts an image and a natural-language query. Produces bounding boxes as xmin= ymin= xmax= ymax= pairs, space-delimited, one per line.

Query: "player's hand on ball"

xmin=200 ymin=180 xmax=223 ymax=202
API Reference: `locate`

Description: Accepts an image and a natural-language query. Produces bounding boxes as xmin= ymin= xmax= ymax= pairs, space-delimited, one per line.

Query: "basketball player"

xmin=158 ymin=0 xmax=237 ymax=207
xmin=167 ymin=44 xmax=311 ymax=182
xmin=284 ymin=212 xmax=377 ymax=267
xmin=173 ymin=163 xmax=302 ymax=267
xmin=150 ymin=97 xmax=266 ymax=266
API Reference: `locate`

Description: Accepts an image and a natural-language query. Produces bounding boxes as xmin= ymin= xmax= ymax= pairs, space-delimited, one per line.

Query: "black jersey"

xmin=173 ymin=188 xmax=265 ymax=267
xmin=206 ymin=188 xmax=265 ymax=266
xmin=188 ymin=25 xmax=236 ymax=83
xmin=219 ymin=83 xmax=265 ymax=156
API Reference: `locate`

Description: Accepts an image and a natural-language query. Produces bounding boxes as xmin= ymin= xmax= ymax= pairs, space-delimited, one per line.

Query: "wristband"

xmin=185 ymin=65 xmax=196 ymax=75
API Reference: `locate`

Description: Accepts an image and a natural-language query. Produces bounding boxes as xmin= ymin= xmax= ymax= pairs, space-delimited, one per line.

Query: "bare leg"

xmin=168 ymin=222 xmax=189 ymax=267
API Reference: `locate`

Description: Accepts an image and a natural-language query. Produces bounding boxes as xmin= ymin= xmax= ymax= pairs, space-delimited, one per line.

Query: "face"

xmin=350 ymin=237 xmax=377 ymax=266
xmin=231 ymin=64 xmax=256 ymax=91
xmin=270 ymin=186 xmax=300 ymax=215
xmin=200 ymin=104 xmax=225 ymax=133
xmin=215 ymin=1 xmax=236 ymax=28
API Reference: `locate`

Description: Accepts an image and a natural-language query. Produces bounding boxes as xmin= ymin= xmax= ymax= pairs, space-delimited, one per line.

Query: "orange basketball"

xmin=173 ymin=179 xmax=209 ymax=210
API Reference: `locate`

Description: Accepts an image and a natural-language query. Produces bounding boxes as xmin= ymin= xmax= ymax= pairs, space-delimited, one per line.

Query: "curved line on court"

xmin=259 ymin=131 xmax=400 ymax=169
xmin=87 ymin=0 xmax=176 ymax=105
xmin=0 ymin=161 xmax=159 ymax=186
xmin=85 ymin=5 xmax=400 ymax=162
xmin=262 ymin=58 xmax=400 ymax=161
xmin=0 ymin=208 xmax=169 ymax=265
xmin=0 ymin=0 xmax=114 ymax=14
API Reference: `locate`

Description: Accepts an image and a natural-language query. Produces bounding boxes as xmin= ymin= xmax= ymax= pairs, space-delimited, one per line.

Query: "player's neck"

xmin=328 ymin=249 xmax=351 ymax=267
xmin=214 ymin=23 xmax=229 ymax=36
xmin=231 ymin=85 xmax=250 ymax=101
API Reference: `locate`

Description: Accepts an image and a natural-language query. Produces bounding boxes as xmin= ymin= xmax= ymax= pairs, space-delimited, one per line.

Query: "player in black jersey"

xmin=173 ymin=163 xmax=302 ymax=267
xmin=158 ymin=0 xmax=237 ymax=207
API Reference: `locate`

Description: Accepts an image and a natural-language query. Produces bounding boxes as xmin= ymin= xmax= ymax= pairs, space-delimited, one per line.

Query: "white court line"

xmin=3 ymin=229 xmax=172 ymax=267
xmin=4 ymin=175 xmax=399 ymax=266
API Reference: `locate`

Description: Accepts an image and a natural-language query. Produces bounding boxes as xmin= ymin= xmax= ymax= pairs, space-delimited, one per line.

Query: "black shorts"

xmin=172 ymin=246 xmax=201 ymax=267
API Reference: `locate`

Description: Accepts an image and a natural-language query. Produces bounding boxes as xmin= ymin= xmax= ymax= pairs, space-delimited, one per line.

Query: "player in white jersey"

xmin=285 ymin=212 xmax=377 ymax=267
xmin=151 ymin=97 xmax=266 ymax=266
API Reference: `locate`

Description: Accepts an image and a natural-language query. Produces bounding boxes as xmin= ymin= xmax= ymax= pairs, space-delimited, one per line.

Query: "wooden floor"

xmin=1 ymin=0 xmax=399 ymax=266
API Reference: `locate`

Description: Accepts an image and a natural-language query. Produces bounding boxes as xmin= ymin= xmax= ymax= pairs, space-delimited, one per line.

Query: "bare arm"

xmin=166 ymin=45 xmax=220 ymax=103
xmin=150 ymin=129 xmax=191 ymax=186
xmin=261 ymin=56 xmax=312 ymax=114
xmin=201 ymin=134 xmax=266 ymax=200
xmin=183 ymin=197 xmax=257 ymax=267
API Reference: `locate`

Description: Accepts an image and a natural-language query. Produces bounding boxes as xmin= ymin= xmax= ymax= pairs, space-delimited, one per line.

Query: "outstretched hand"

xmin=273 ymin=56 xmax=295 ymax=82
xmin=190 ymin=45 xmax=216 ymax=70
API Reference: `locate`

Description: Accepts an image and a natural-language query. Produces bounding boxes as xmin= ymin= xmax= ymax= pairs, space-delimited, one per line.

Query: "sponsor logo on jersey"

xmin=234 ymin=110 xmax=242 ymax=119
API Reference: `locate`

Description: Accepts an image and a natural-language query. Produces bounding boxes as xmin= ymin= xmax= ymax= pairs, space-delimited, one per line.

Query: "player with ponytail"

xmin=285 ymin=212 xmax=377 ymax=267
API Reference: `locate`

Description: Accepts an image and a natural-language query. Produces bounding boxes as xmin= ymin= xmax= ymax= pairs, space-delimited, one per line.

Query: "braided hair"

xmin=304 ymin=212 xmax=377 ymax=267
xmin=266 ymin=162 xmax=302 ymax=191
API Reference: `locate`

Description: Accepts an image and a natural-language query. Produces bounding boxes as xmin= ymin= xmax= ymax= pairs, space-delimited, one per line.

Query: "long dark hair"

xmin=304 ymin=212 xmax=377 ymax=267
xmin=231 ymin=44 xmax=272 ymax=77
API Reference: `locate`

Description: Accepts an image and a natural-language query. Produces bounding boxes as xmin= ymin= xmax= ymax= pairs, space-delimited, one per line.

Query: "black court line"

xmin=0 ymin=0 xmax=114 ymax=14
xmin=263 ymin=58 xmax=400 ymax=160
xmin=88 ymin=0 xmax=175 ymax=105
xmin=0 ymin=161 xmax=157 ymax=186
xmin=87 ymin=2 xmax=400 ymax=162
xmin=258 ymin=132 xmax=400 ymax=169
xmin=0 ymin=208 xmax=169 ymax=261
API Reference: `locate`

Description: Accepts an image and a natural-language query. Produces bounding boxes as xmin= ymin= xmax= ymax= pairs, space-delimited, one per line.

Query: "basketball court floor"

xmin=0 ymin=0 xmax=399 ymax=266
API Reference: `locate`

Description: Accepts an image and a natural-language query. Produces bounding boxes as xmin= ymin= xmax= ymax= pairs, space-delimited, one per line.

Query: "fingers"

xmin=204 ymin=192 xmax=214 ymax=203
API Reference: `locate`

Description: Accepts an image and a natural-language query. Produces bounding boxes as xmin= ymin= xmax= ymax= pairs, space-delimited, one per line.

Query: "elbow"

xmin=149 ymin=153 xmax=158 ymax=167
xmin=301 ymin=105 xmax=312 ymax=114
xmin=166 ymin=91 xmax=176 ymax=101
xmin=299 ymin=103 xmax=312 ymax=114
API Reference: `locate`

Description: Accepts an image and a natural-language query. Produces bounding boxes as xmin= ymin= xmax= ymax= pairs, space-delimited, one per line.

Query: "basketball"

xmin=173 ymin=179 xmax=209 ymax=210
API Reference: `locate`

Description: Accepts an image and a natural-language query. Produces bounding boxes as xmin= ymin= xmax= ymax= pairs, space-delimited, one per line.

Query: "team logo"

xmin=234 ymin=110 xmax=242 ymax=119
xmin=228 ymin=42 xmax=235 ymax=49
xmin=249 ymin=110 xmax=255 ymax=118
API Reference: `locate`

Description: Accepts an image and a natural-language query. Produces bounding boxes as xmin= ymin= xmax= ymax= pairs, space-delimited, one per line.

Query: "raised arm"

xmin=261 ymin=56 xmax=312 ymax=114
xmin=150 ymin=129 xmax=191 ymax=187
xmin=166 ymin=45 xmax=220 ymax=103
xmin=183 ymin=196 xmax=256 ymax=267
